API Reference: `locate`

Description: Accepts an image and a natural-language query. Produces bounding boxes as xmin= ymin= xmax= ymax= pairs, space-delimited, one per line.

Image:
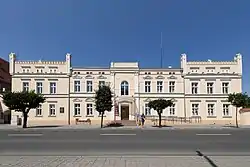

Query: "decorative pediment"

xmin=73 ymin=98 xmax=82 ymax=102
xmin=85 ymin=75 xmax=94 ymax=79
xmin=143 ymin=98 xmax=151 ymax=102
xmin=97 ymin=75 xmax=107 ymax=79
xmin=73 ymin=75 xmax=82 ymax=79
xmin=143 ymin=75 xmax=153 ymax=80
xmin=155 ymin=75 xmax=165 ymax=79
xmin=167 ymin=75 xmax=177 ymax=79
xmin=85 ymin=98 xmax=95 ymax=102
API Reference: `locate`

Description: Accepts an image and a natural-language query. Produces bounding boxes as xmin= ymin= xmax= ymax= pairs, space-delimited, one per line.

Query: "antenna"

xmin=160 ymin=32 xmax=163 ymax=68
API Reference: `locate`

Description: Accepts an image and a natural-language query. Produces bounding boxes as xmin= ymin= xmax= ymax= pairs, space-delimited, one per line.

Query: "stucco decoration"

xmin=73 ymin=98 xmax=82 ymax=102
xmin=85 ymin=98 xmax=95 ymax=102
xmin=143 ymin=76 xmax=153 ymax=80
xmin=143 ymin=98 xmax=151 ymax=102
xmin=97 ymin=75 xmax=107 ymax=79
xmin=73 ymin=75 xmax=82 ymax=79
xmin=167 ymin=75 xmax=177 ymax=79
xmin=85 ymin=75 xmax=94 ymax=79
xmin=155 ymin=75 xmax=165 ymax=79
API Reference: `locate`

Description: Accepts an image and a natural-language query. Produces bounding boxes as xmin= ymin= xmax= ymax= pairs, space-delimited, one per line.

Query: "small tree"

xmin=228 ymin=92 xmax=249 ymax=128
xmin=2 ymin=90 xmax=45 ymax=128
xmin=95 ymin=85 xmax=113 ymax=128
xmin=148 ymin=99 xmax=173 ymax=127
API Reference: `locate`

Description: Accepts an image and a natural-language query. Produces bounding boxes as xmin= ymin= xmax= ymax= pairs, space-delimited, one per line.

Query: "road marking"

xmin=100 ymin=133 xmax=136 ymax=136
xmin=8 ymin=134 xmax=43 ymax=137
xmin=196 ymin=133 xmax=231 ymax=136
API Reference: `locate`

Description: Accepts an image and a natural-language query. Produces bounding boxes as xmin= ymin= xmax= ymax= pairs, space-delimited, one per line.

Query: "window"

xmin=191 ymin=82 xmax=198 ymax=94
xmin=49 ymin=104 xmax=56 ymax=116
xmin=99 ymin=81 xmax=105 ymax=87
xmin=50 ymin=82 xmax=56 ymax=94
xmin=157 ymin=81 xmax=163 ymax=93
xmin=145 ymin=103 xmax=151 ymax=115
xmin=36 ymin=104 xmax=42 ymax=116
xmin=207 ymin=104 xmax=215 ymax=116
xmin=191 ymin=104 xmax=199 ymax=116
xmin=145 ymin=81 xmax=151 ymax=93
xmin=36 ymin=82 xmax=43 ymax=94
xmin=86 ymin=104 xmax=93 ymax=116
xmin=169 ymin=81 xmax=175 ymax=93
xmin=74 ymin=80 xmax=80 ymax=92
xmin=74 ymin=103 xmax=81 ymax=116
xmin=222 ymin=82 xmax=229 ymax=94
xmin=169 ymin=104 xmax=175 ymax=116
xmin=121 ymin=81 xmax=129 ymax=95
xmin=60 ymin=107 xmax=64 ymax=113
xmin=86 ymin=81 xmax=93 ymax=92
xmin=223 ymin=104 xmax=230 ymax=116
xmin=207 ymin=82 xmax=214 ymax=94
xmin=22 ymin=82 xmax=29 ymax=92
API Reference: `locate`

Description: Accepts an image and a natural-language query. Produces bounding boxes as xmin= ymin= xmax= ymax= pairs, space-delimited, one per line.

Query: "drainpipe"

xmin=68 ymin=76 xmax=71 ymax=125
xmin=182 ymin=75 xmax=187 ymax=122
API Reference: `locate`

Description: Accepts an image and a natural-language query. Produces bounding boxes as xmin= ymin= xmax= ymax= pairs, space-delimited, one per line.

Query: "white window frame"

xmin=222 ymin=82 xmax=229 ymax=94
xmin=191 ymin=104 xmax=199 ymax=116
xmin=145 ymin=103 xmax=151 ymax=115
xmin=74 ymin=80 xmax=81 ymax=92
xmin=49 ymin=104 xmax=56 ymax=116
xmin=191 ymin=82 xmax=198 ymax=94
xmin=121 ymin=81 xmax=129 ymax=96
xmin=207 ymin=104 xmax=215 ymax=116
xmin=49 ymin=82 xmax=56 ymax=94
xmin=207 ymin=82 xmax=214 ymax=94
xmin=22 ymin=82 xmax=29 ymax=92
xmin=86 ymin=80 xmax=93 ymax=92
xmin=223 ymin=104 xmax=230 ymax=116
xmin=145 ymin=81 xmax=151 ymax=93
xmin=169 ymin=81 xmax=175 ymax=93
xmin=36 ymin=82 xmax=43 ymax=94
xmin=157 ymin=81 xmax=163 ymax=93
xmin=74 ymin=103 xmax=81 ymax=116
xmin=86 ymin=103 xmax=93 ymax=116
xmin=169 ymin=104 xmax=176 ymax=116
xmin=36 ymin=104 xmax=42 ymax=116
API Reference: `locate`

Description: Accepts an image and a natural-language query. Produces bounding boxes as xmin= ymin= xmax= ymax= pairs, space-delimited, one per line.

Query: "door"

xmin=121 ymin=105 xmax=129 ymax=120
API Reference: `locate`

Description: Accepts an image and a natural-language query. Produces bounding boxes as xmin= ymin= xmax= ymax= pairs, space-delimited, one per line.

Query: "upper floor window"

xmin=207 ymin=82 xmax=214 ymax=94
xmin=156 ymin=81 xmax=163 ymax=93
xmin=169 ymin=81 xmax=175 ymax=93
xmin=22 ymin=82 xmax=29 ymax=92
xmin=86 ymin=81 xmax=93 ymax=92
xmin=121 ymin=81 xmax=129 ymax=96
xmin=191 ymin=82 xmax=198 ymax=94
xmin=50 ymin=82 xmax=56 ymax=94
xmin=36 ymin=82 xmax=43 ymax=94
xmin=222 ymin=82 xmax=229 ymax=94
xmin=74 ymin=81 xmax=80 ymax=92
xmin=99 ymin=81 xmax=105 ymax=87
xmin=145 ymin=81 xmax=151 ymax=93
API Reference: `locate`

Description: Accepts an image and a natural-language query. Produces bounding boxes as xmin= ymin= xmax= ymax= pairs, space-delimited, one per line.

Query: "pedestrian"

xmin=136 ymin=112 xmax=141 ymax=127
xmin=141 ymin=113 xmax=145 ymax=128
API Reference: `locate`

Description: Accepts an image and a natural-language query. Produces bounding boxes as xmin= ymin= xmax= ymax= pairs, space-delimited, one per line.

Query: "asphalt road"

xmin=0 ymin=128 xmax=250 ymax=156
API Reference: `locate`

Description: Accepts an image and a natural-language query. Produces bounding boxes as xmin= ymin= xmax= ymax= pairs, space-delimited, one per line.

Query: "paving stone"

xmin=210 ymin=156 xmax=250 ymax=167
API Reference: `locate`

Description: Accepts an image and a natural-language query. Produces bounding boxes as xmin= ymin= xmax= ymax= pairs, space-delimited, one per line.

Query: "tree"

xmin=2 ymin=90 xmax=45 ymax=128
xmin=95 ymin=85 xmax=113 ymax=128
xmin=228 ymin=92 xmax=249 ymax=128
xmin=148 ymin=99 xmax=173 ymax=127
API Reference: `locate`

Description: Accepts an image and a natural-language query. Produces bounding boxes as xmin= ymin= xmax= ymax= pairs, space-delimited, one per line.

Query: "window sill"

xmin=35 ymin=115 xmax=43 ymax=117
xmin=86 ymin=115 xmax=94 ymax=117
xmin=73 ymin=115 xmax=81 ymax=117
xmin=48 ymin=115 xmax=56 ymax=117
xmin=223 ymin=116 xmax=232 ymax=118
xmin=207 ymin=116 xmax=217 ymax=118
xmin=98 ymin=115 xmax=106 ymax=117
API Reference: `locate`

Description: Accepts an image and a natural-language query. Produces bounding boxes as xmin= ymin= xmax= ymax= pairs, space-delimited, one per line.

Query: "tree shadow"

xmin=27 ymin=125 xmax=62 ymax=129
xmin=104 ymin=122 xmax=124 ymax=128
xmin=152 ymin=125 xmax=173 ymax=128
xmin=222 ymin=125 xmax=238 ymax=128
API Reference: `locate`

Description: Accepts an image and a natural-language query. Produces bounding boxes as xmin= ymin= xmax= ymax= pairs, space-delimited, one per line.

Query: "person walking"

xmin=141 ymin=113 xmax=145 ymax=128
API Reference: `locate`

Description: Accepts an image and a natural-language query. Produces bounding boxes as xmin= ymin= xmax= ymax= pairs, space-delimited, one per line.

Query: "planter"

xmin=239 ymin=108 xmax=250 ymax=125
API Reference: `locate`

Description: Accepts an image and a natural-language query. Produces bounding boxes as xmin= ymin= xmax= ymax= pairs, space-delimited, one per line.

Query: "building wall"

xmin=9 ymin=52 xmax=243 ymax=126
xmin=0 ymin=58 xmax=11 ymax=92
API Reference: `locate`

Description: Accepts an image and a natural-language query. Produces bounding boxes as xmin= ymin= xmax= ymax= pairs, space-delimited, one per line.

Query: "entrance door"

xmin=121 ymin=105 xmax=129 ymax=120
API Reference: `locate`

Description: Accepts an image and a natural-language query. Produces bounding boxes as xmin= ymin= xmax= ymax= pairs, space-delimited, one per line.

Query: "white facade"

xmin=9 ymin=52 xmax=243 ymax=125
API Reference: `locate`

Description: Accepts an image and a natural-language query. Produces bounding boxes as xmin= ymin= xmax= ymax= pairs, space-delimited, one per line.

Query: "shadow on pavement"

xmin=104 ymin=122 xmax=124 ymax=128
xmin=27 ymin=125 xmax=62 ymax=129
xmin=151 ymin=125 xmax=173 ymax=128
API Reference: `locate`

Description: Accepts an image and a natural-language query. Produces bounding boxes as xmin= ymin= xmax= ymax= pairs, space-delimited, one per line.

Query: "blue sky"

xmin=0 ymin=0 xmax=249 ymax=94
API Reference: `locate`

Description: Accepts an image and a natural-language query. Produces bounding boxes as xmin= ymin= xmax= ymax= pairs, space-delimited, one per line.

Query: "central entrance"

xmin=121 ymin=105 xmax=129 ymax=120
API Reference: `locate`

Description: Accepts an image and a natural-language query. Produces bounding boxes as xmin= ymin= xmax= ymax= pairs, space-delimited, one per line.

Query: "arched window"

xmin=121 ymin=81 xmax=129 ymax=96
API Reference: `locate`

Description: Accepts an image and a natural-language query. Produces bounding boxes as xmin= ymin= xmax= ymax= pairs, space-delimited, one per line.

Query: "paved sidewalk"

xmin=0 ymin=156 xmax=211 ymax=167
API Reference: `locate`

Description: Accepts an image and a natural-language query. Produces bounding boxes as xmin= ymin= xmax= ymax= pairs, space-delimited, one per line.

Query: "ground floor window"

xmin=223 ymin=104 xmax=230 ymax=116
xmin=49 ymin=104 xmax=56 ymax=116
xmin=191 ymin=104 xmax=199 ymax=116
xmin=145 ymin=103 xmax=151 ymax=115
xmin=86 ymin=103 xmax=93 ymax=116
